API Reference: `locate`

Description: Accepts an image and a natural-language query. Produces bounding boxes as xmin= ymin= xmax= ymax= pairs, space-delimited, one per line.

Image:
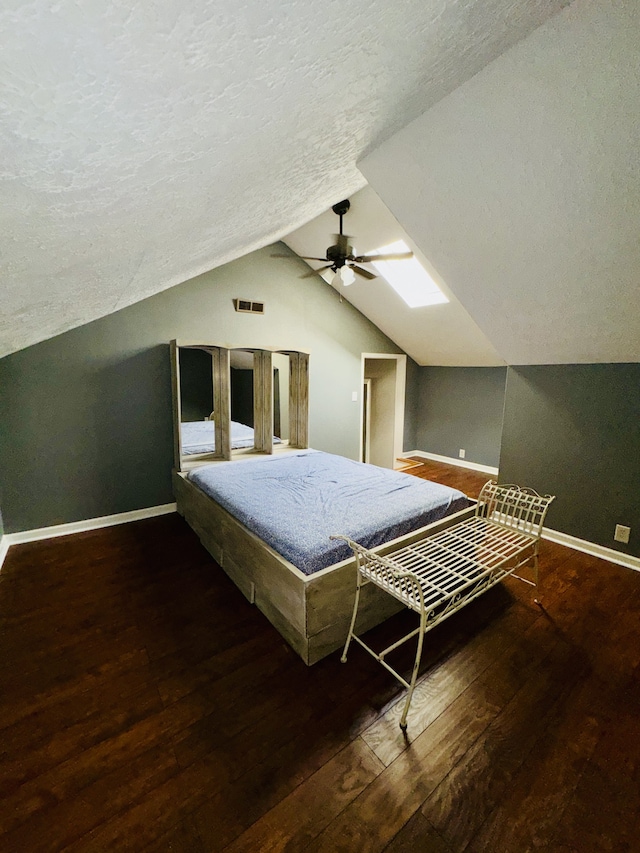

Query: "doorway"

xmin=361 ymin=354 xmax=406 ymax=468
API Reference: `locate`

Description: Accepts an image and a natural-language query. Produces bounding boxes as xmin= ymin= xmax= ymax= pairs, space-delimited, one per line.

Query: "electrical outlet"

xmin=459 ymin=449 xmax=466 ymax=459
xmin=614 ymin=524 xmax=630 ymax=544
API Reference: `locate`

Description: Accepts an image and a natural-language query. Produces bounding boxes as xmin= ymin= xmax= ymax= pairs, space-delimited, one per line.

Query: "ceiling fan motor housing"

xmin=326 ymin=243 xmax=353 ymax=267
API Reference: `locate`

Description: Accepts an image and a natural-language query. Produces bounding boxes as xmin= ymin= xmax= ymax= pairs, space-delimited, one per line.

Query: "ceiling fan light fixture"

xmin=341 ymin=266 xmax=356 ymax=286
xmin=332 ymin=266 xmax=356 ymax=287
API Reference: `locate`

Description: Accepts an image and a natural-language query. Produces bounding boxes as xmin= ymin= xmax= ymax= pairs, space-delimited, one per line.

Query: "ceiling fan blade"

xmin=272 ymin=253 xmax=329 ymax=262
xmin=350 ymin=264 xmax=377 ymax=280
xmin=300 ymin=265 xmax=333 ymax=279
xmin=353 ymin=251 xmax=414 ymax=263
xmin=269 ymin=254 xmax=327 ymax=261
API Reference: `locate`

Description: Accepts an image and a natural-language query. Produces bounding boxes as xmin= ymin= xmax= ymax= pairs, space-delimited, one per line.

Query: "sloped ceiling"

xmin=360 ymin=0 xmax=640 ymax=365
xmin=0 ymin=0 xmax=571 ymax=359
xmin=282 ymin=185 xmax=505 ymax=366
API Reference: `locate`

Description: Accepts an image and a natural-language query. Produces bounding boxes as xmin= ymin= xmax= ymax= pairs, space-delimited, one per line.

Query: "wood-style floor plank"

xmin=8 ymin=746 xmax=178 ymax=852
xmin=421 ymin=620 xmax=593 ymax=843
xmin=213 ymin=737 xmax=385 ymax=853
xmin=359 ymin=591 xmax=538 ymax=766
xmin=304 ymin=679 xmax=501 ymax=853
xmin=382 ymin=811 xmax=454 ymax=853
xmin=403 ymin=457 xmax=490 ymax=497
xmin=140 ymin=815 xmax=206 ymax=853
xmin=0 ymin=460 xmax=638 ymax=852
xmin=464 ymin=676 xmax=602 ymax=853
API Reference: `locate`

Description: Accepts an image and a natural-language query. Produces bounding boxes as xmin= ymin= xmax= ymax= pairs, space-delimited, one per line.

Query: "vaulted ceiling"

xmin=360 ymin=0 xmax=640 ymax=366
xmin=281 ymin=185 xmax=505 ymax=367
xmin=1 ymin=0 xmax=572 ymax=359
xmin=287 ymin=0 xmax=640 ymax=367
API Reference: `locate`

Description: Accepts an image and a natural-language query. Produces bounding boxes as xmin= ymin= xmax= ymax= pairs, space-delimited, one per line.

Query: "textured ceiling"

xmin=0 ymin=0 xmax=570 ymax=358
xmin=361 ymin=0 xmax=640 ymax=365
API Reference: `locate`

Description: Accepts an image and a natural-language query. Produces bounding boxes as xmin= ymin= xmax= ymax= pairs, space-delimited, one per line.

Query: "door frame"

xmin=360 ymin=353 xmax=407 ymax=468
xmin=362 ymin=378 xmax=372 ymax=463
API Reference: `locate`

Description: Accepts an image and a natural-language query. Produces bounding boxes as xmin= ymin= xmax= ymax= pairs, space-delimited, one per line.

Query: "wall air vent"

xmin=234 ymin=298 xmax=264 ymax=314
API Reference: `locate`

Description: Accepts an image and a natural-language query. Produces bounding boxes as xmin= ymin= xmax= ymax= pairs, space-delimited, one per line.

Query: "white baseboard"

xmin=0 ymin=538 xmax=10 ymax=573
xmin=405 ymin=450 xmax=499 ymax=477
xmin=542 ymin=526 xmax=640 ymax=573
xmin=0 ymin=503 xmax=177 ymax=572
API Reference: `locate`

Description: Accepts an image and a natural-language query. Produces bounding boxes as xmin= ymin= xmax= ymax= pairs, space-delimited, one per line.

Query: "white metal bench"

xmin=332 ymin=480 xmax=555 ymax=730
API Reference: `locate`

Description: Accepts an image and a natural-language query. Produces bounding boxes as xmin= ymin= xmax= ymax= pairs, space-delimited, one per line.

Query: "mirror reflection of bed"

xmin=177 ymin=346 xmax=289 ymax=458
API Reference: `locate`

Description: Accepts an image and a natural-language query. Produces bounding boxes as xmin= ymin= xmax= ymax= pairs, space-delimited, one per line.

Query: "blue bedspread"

xmin=187 ymin=450 xmax=470 ymax=575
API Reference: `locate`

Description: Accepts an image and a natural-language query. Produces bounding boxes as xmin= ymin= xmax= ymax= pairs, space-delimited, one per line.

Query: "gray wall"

xmin=0 ymin=245 xmax=401 ymax=534
xmin=499 ymin=364 xmax=640 ymax=559
xmin=402 ymin=357 xmax=420 ymax=452
xmin=407 ymin=366 xmax=507 ymax=468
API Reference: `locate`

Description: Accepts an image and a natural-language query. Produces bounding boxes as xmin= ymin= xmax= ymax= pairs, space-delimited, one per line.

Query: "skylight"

xmin=370 ymin=240 xmax=448 ymax=308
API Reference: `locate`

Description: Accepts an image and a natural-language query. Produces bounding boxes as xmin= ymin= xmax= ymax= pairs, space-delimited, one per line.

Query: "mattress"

xmin=187 ymin=450 xmax=470 ymax=575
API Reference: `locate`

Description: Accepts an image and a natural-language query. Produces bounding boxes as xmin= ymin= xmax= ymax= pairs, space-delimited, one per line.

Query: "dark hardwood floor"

xmin=401 ymin=457 xmax=489 ymax=499
xmin=1 ymin=460 xmax=639 ymax=851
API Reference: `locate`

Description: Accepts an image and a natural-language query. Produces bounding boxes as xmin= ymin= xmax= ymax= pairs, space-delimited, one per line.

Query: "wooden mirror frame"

xmin=170 ymin=340 xmax=309 ymax=471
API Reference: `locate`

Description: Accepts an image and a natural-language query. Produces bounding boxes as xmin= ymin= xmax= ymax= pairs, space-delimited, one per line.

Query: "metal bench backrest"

xmin=476 ymin=481 xmax=555 ymax=541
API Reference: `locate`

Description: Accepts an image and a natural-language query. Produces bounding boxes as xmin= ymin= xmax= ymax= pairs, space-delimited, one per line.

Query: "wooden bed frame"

xmin=173 ymin=469 xmax=476 ymax=665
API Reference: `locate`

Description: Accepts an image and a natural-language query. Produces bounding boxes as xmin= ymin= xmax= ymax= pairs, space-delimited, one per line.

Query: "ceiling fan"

xmin=274 ymin=199 xmax=413 ymax=286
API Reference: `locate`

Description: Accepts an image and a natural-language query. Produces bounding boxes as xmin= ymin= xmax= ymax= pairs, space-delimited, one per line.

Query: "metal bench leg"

xmin=341 ymin=566 xmax=363 ymax=663
xmin=533 ymin=543 xmax=543 ymax=606
xmin=399 ymin=608 xmax=427 ymax=731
